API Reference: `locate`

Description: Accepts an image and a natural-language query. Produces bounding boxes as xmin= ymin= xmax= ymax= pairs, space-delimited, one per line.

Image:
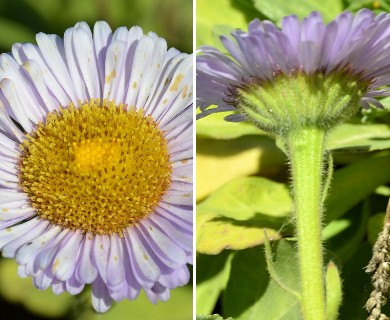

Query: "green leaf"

xmin=327 ymin=124 xmax=390 ymax=152
xmin=264 ymin=232 xmax=301 ymax=301
xmin=223 ymin=240 xmax=302 ymax=319
xmin=345 ymin=0 xmax=381 ymax=11
xmin=325 ymin=152 xmax=390 ymax=223
xmin=197 ymin=252 xmax=233 ymax=314
xmin=196 ymin=112 xmax=390 ymax=155
xmin=367 ymin=213 xmax=386 ymax=245
xmin=198 ymin=176 xmax=292 ymax=220
xmin=375 ymin=185 xmax=390 ymax=197
xmin=196 ymin=211 xmax=283 ymax=255
xmin=197 ymin=314 xmax=234 ymax=320
xmin=338 ymin=243 xmax=370 ymax=319
xmin=325 ymin=261 xmax=342 ymax=320
xmin=196 ymin=136 xmax=285 ymax=200
xmin=197 ymin=177 xmax=292 ymax=254
xmin=197 ymin=0 xmax=260 ymax=47
xmin=324 ymin=201 xmax=370 ymax=261
xmin=362 ymin=97 xmax=390 ymax=124
xmin=197 ymin=112 xmax=263 ymax=140
xmin=252 ymin=0 xmax=343 ymax=25
xmin=196 ymin=115 xmax=390 ymax=154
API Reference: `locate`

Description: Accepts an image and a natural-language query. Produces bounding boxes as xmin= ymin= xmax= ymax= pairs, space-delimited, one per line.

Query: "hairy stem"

xmin=287 ymin=127 xmax=327 ymax=320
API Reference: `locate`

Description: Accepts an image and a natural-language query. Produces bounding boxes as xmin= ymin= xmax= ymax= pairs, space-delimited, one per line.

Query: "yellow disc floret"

xmin=73 ymin=140 xmax=122 ymax=173
xmin=18 ymin=100 xmax=172 ymax=235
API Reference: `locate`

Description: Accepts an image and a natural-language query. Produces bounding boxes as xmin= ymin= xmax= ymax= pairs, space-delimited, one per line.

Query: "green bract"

xmin=237 ymin=71 xmax=368 ymax=136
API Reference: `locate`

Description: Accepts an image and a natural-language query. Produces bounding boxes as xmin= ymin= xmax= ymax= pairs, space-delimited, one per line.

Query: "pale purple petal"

xmin=197 ymin=9 xmax=390 ymax=118
xmin=92 ymin=276 xmax=113 ymax=313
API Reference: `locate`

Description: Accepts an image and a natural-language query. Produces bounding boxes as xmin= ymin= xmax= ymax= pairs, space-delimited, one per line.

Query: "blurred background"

xmin=0 ymin=0 xmax=193 ymax=319
xmin=0 ymin=0 xmax=192 ymax=53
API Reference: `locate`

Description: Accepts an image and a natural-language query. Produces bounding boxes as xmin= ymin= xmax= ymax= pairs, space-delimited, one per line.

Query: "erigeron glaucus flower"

xmin=0 ymin=21 xmax=192 ymax=312
xmin=197 ymin=9 xmax=390 ymax=133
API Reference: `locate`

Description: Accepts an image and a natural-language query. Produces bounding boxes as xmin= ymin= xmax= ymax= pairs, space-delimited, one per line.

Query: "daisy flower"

xmin=197 ymin=10 xmax=390 ymax=320
xmin=197 ymin=9 xmax=390 ymax=134
xmin=0 ymin=21 xmax=193 ymax=312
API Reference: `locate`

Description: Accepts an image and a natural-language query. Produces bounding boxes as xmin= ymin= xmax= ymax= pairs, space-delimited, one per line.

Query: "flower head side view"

xmin=197 ymin=9 xmax=390 ymax=320
xmin=197 ymin=9 xmax=390 ymax=135
xmin=0 ymin=21 xmax=193 ymax=313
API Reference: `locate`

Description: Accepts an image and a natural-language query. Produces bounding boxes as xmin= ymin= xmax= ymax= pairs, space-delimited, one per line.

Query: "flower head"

xmin=0 ymin=21 xmax=192 ymax=312
xmin=197 ymin=10 xmax=390 ymax=134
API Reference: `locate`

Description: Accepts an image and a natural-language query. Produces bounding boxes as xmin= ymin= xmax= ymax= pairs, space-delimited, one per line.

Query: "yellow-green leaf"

xmin=253 ymin=0 xmax=343 ymax=25
xmin=197 ymin=0 xmax=259 ymax=47
xmin=197 ymin=177 xmax=292 ymax=254
xmin=197 ymin=112 xmax=263 ymax=139
xmin=197 ymin=136 xmax=285 ymax=201
xmin=327 ymin=124 xmax=390 ymax=152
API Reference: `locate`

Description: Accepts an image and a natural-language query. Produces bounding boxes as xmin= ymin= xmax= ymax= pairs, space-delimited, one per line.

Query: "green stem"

xmin=287 ymin=127 xmax=327 ymax=320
